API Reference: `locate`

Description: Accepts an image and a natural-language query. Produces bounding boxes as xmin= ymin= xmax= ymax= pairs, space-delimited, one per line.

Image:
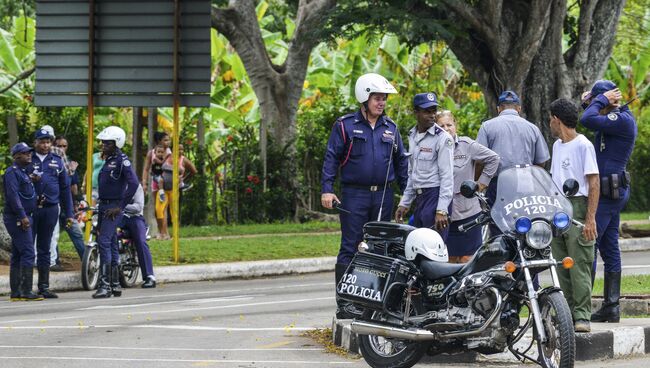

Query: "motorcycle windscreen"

xmin=491 ymin=166 xmax=573 ymax=233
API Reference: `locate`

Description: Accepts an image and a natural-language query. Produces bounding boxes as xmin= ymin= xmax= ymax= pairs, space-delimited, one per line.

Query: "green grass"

xmin=621 ymin=211 xmax=650 ymax=221
xmin=177 ymin=221 xmax=340 ymax=238
xmin=58 ymin=233 xmax=341 ymax=266
xmin=626 ymin=223 xmax=650 ymax=231
xmin=593 ymin=274 xmax=650 ymax=296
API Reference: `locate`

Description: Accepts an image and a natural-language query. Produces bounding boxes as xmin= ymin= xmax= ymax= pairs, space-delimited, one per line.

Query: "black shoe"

xmin=19 ymin=267 xmax=44 ymax=301
xmin=10 ymin=265 xmax=21 ymax=301
xmin=111 ymin=266 xmax=122 ymax=297
xmin=141 ymin=278 xmax=156 ymax=288
xmin=591 ymin=271 xmax=621 ymax=322
xmin=93 ymin=264 xmax=112 ymax=299
xmin=37 ymin=265 xmax=58 ymax=298
xmin=50 ymin=263 xmax=65 ymax=272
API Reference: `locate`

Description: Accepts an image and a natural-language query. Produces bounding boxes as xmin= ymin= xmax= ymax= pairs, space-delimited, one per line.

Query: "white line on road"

xmin=1 ymin=324 xmax=318 ymax=331
xmin=0 ymin=345 xmax=323 ymax=351
xmin=119 ymin=296 xmax=333 ymax=315
xmin=76 ymin=295 xmax=256 ymax=310
xmin=0 ymin=356 xmax=355 ymax=365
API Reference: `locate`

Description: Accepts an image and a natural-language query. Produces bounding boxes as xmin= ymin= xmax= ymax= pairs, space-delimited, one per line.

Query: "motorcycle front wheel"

xmin=81 ymin=246 xmax=99 ymax=290
xmin=358 ymin=311 xmax=428 ymax=368
xmin=119 ymin=243 xmax=140 ymax=288
xmin=535 ymin=291 xmax=575 ymax=368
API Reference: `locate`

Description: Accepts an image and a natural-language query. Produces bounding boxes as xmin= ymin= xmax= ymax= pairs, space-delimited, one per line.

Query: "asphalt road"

xmin=1 ymin=249 xmax=650 ymax=368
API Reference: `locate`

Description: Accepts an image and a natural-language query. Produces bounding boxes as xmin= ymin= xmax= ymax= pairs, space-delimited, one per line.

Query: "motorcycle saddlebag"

xmin=363 ymin=221 xmax=415 ymax=256
xmin=337 ymin=252 xmax=414 ymax=311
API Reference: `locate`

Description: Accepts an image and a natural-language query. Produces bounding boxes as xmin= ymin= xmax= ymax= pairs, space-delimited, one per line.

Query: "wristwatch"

xmin=436 ymin=210 xmax=448 ymax=216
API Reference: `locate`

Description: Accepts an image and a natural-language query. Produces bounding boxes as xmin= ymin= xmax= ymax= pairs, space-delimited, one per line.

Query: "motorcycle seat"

xmin=420 ymin=260 xmax=464 ymax=280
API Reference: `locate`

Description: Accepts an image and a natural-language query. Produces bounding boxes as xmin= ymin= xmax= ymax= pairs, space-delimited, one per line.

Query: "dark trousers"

xmin=485 ymin=176 xmax=502 ymax=236
xmin=413 ymin=187 xmax=451 ymax=241
xmin=32 ymin=205 xmax=59 ymax=268
xmin=98 ymin=203 xmax=123 ymax=266
xmin=593 ymin=189 xmax=629 ymax=273
xmin=338 ymin=187 xmax=393 ymax=265
xmin=4 ymin=216 xmax=35 ymax=267
xmin=122 ymin=215 xmax=154 ymax=280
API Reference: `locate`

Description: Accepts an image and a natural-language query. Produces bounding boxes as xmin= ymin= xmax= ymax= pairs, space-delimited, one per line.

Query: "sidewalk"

xmin=332 ymin=317 xmax=650 ymax=362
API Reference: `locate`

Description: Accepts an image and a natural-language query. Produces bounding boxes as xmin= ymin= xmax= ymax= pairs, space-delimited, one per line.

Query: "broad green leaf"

xmin=0 ymin=28 xmax=22 ymax=74
xmin=285 ymin=18 xmax=295 ymax=39
xmin=12 ymin=15 xmax=35 ymax=62
xmin=256 ymin=1 xmax=269 ymax=21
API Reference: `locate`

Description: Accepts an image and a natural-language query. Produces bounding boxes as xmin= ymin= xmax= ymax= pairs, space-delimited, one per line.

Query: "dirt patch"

xmin=0 ymin=255 xmax=81 ymax=275
xmin=301 ymin=328 xmax=361 ymax=359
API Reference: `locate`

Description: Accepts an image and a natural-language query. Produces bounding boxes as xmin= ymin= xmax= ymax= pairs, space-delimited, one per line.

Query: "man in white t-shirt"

xmin=549 ymin=98 xmax=600 ymax=333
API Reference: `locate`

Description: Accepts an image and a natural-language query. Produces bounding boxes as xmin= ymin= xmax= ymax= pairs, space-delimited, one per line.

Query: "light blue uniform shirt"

xmin=477 ymin=109 xmax=549 ymax=175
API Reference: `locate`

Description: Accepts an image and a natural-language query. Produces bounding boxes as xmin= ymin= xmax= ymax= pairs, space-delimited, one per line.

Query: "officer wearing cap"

xmin=93 ymin=126 xmax=140 ymax=299
xmin=4 ymin=143 xmax=43 ymax=301
xmin=477 ymin=90 xmax=550 ymax=234
xmin=28 ymin=129 xmax=74 ymax=299
xmin=395 ymin=92 xmax=454 ymax=239
xmin=580 ymin=80 xmax=637 ymax=323
xmin=321 ymin=73 xmax=408 ymax=318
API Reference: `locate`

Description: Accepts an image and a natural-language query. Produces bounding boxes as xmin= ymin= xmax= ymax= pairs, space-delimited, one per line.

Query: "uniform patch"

xmin=420 ymin=147 xmax=433 ymax=153
xmin=446 ymin=138 xmax=453 ymax=147
xmin=123 ymin=159 xmax=131 ymax=167
xmin=454 ymin=155 xmax=467 ymax=160
xmin=382 ymin=130 xmax=394 ymax=140
xmin=607 ymin=113 xmax=618 ymax=121
xmin=427 ymin=93 xmax=435 ymax=101
xmin=353 ymin=129 xmax=364 ymax=134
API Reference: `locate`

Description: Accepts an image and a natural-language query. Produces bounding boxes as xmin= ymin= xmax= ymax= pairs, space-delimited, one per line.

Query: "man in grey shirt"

xmin=120 ymin=184 xmax=156 ymax=288
xmin=395 ymin=93 xmax=454 ymax=239
xmin=477 ymin=90 xmax=550 ymax=209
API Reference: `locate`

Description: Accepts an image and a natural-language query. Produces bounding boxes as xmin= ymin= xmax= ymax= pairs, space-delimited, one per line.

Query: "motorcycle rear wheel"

xmin=535 ymin=291 xmax=575 ymax=368
xmin=358 ymin=311 xmax=428 ymax=368
xmin=81 ymin=246 xmax=99 ymax=291
xmin=119 ymin=243 xmax=140 ymax=288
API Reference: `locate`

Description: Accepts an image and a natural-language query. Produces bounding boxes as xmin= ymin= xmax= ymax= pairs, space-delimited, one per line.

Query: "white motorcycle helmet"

xmin=354 ymin=73 xmax=397 ymax=103
xmin=97 ymin=126 xmax=126 ymax=149
xmin=404 ymin=228 xmax=448 ymax=262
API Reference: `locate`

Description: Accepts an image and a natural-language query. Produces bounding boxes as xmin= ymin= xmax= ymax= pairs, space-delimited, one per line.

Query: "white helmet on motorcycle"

xmin=404 ymin=228 xmax=448 ymax=262
xmin=97 ymin=126 xmax=126 ymax=149
xmin=354 ymin=73 xmax=397 ymax=103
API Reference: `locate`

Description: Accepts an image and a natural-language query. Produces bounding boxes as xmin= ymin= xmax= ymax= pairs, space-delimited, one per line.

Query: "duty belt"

xmin=415 ymin=187 xmax=436 ymax=196
xmin=343 ymin=182 xmax=392 ymax=192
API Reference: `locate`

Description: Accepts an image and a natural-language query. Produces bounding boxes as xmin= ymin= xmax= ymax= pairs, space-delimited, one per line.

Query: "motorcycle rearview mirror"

xmin=460 ymin=180 xmax=478 ymax=199
xmin=562 ymin=179 xmax=580 ymax=197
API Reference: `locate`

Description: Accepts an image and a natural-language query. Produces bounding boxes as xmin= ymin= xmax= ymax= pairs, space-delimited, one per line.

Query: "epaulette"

xmin=458 ymin=136 xmax=473 ymax=144
xmin=383 ymin=116 xmax=397 ymax=126
xmin=338 ymin=113 xmax=356 ymax=122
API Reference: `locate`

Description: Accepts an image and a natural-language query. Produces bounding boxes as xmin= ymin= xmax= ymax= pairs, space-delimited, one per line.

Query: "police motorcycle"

xmin=77 ymin=202 xmax=141 ymax=290
xmin=337 ymin=165 xmax=579 ymax=368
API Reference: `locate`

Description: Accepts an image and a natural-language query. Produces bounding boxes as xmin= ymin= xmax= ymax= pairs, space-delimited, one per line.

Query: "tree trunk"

xmin=0 ymin=219 xmax=11 ymax=262
xmin=7 ymin=115 xmax=18 ymax=147
xmin=132 ymin=107 xmax=144 ymax=180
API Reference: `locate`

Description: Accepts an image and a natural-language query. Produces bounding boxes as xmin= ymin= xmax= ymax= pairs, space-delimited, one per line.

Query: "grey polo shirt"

xmin=399 ymin=124 xmax=454 ymax=211
xmin=451 ymin=136 xmax=499 ymax=222
xmin=477 ymin=109 xmax=549 ymax=175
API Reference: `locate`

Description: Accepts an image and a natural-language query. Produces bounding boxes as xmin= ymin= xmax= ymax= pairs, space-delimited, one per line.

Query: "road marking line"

xmin=0 ymin=345 xmax=322 ymax=351
xmin=1 ymin=324 xmax=318 ymax=331
xmin=76 ymin=295 xmax=255 ymax=310
xmin=119 ymin=296 xmax=333 ymax=315
xmin=0 ymin=356 xmax=355 ymax=364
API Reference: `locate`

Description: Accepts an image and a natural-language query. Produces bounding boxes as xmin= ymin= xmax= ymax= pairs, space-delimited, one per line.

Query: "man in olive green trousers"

xmin=548 ymin=98 xmax=600 ymax=333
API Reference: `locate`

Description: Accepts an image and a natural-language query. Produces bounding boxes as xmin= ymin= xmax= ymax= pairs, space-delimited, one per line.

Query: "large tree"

xmin=211 ymin=0 xmax=336 ymax=198
xmin=329 ymin=0 xmax=627 ymax=142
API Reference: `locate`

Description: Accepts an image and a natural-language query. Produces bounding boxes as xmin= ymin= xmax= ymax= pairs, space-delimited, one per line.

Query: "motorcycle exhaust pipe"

xmin=350 ymin=288 xmax=502 ymax=341
xmin=350 ymin=321 xmax=435 ymax=341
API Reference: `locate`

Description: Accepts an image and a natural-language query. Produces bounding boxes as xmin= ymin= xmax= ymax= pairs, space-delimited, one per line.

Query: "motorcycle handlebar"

xmin=458 ymin=213 xmax=489 ymax=233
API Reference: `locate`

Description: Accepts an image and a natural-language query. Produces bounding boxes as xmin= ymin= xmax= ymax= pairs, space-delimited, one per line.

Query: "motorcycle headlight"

xmin=526 ymin=220 xmax=552 ymax=249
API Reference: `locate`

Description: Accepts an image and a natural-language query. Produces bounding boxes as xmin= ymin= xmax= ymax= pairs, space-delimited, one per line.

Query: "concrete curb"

xmin=0 ymin=256 xmax=337 ymax=294
xmin=332 ymin=318 xmax=650 ymax=362
xmin=620 ymin=237 xmax=650 ymax=252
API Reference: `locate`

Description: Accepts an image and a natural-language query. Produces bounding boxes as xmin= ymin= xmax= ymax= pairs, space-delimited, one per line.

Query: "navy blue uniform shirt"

xmin=321 ymin=110 xmax=408 ymax=194
xmin=580 ymin=94 xmax=637 ymax=176
xmin=98 ymin=149 xmax=139 ymax=209
xmin=3 ymin=163 xmax=37 ymax=219
xmin=29 ymin=152 xmax=74 ymax=219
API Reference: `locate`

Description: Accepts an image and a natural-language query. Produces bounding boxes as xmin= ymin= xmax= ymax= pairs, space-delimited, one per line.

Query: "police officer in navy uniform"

xmin=321 ymin=73 xmax=408 ymax=318
xmin=4 ymin=143 xmax=43 ymax=301
xmin=29 ymin=129 xmax=74 ymax=299
xmin=580 ymin=80 xmax=637 ymax=323
xmin=93 ymin=126 xmax=139 ymax=299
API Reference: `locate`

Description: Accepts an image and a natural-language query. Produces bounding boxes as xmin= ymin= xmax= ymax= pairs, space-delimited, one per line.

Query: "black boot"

xmin=591 ymin=271 xmax=621 ymax=322
xmin=111 ymin=265 xmax=122 ymax=297
xmin=10 ymin=265 xmax=22 ymax=301
xmin=37 ymin=265 xmax=58 ymax=299
xmin=335 ymin=263 xmax=363 ymax=319
xmin=92 ymin=264 xmax=112 ymax=299
xmin=19 ymin=267 xmax=44 ymax=301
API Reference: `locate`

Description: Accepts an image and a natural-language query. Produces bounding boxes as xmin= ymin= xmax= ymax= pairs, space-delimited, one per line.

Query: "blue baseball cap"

xmin=413 ymin=92 xmax=439 ymax=109
xmin=584 ymin=79 xmax=617 ymax=100
xmin=498 ymin=90 xmax=520 ymax=105
xmin=34 ymin=128 xmax=53 ymax=140
xmin=11 ymin=142 xmax=33 ymax=156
